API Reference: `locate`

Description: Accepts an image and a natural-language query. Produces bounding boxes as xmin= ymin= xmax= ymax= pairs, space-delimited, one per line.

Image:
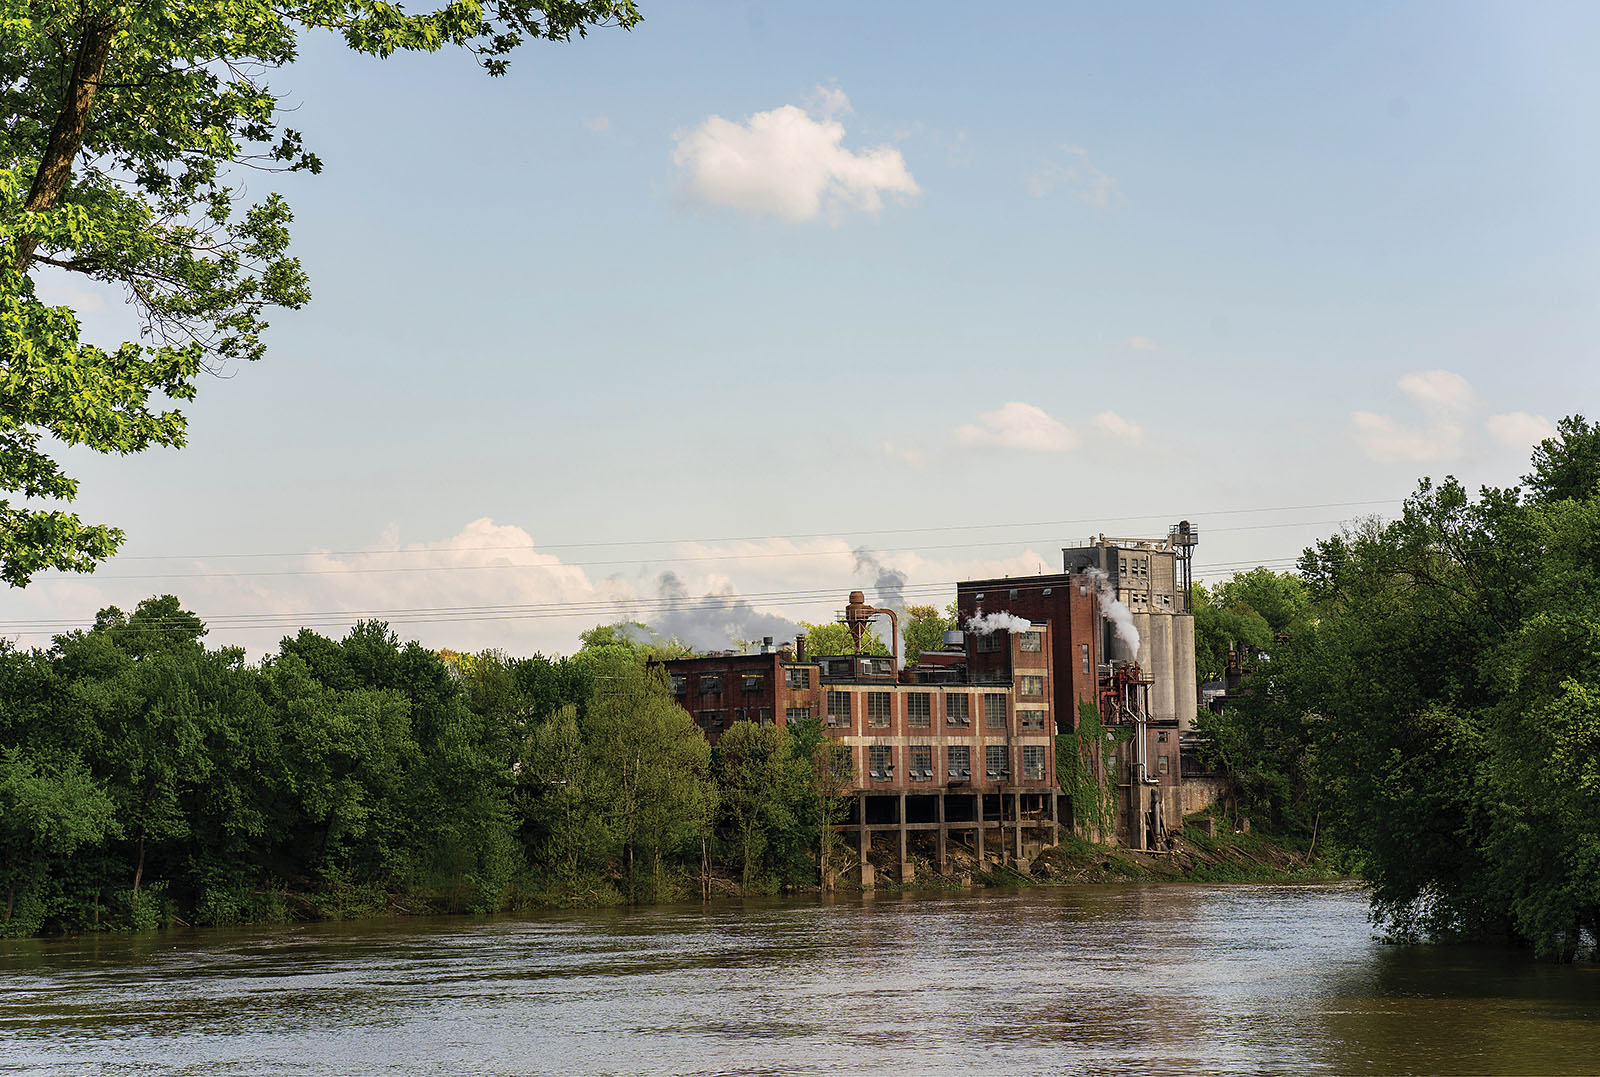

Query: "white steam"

xmin=965 ymin=610 xmax=1033 ymax=635
xmin=1082 ymin=567 xmax=1140 ymax=658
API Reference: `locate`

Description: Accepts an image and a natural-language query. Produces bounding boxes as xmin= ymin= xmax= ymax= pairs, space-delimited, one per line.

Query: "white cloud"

xmin=954 ymin=402 xmax=1078 ymax=453
xmin=583 ymin=115 xmax=611 ymax=133
xmin=1092 ymin=410 xmax=1144 ymax=441
xmin=1127 ymin=336 xmax=1158 ymax=352
xmin=1024 ymin=145 xmax=1119 ymax=207
xmin=672 ymin=87 xmax=919 ymax=222
xmin=1487 ymin=411 xmax=1556 ymax=448
xmin=1350 ymin=369 xmax=1476 ymax=462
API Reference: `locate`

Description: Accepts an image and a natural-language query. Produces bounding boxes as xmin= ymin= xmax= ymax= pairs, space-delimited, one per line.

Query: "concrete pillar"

xmin=936 ymin=794 xmax=948 ymax=874
xmin=857 ymin=793 xmax=874 ymax=889
xmin=975 ymin=792 xmax=986 ymax=863
xmin=1050 ymin=790 xmax=1060 ymax=847
xmin=897 ymin=793 xmax=912 ymax=883
xmin=1013 ymin=792 xmax=1023 ymax=862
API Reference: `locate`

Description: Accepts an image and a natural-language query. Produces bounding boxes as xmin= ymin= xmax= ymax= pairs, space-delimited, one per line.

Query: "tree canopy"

xmin=1 ymin=0 xmax=640 ymax=585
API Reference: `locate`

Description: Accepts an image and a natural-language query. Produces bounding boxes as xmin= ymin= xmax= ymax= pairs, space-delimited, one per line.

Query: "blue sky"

xmin=11 ymin=1 xmax=1598 ymax=655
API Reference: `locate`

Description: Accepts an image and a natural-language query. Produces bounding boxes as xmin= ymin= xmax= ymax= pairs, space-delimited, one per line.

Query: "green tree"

xmin=1 ymin=0 xmax=640 ymax=584
xmin=901 ymin=603 xmax=955 ymax=666
xmin=715 ymin=720 xmax=803 ymax=893
xmin=797 ymin=620 xmax=889 ymax=658
xmin=0 ymin=748 xmax=115 ymax=934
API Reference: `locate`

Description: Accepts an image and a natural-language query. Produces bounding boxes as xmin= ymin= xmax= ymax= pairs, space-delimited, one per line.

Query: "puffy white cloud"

xmin=1351 ymin=369 xmax=1475 ymax=462
xmin=1092 ymin=410 xmax=1144 ymax=440
xmin=954 ymin=402 xmax=1078 ymax=452
xmin=1127 ymin=336 xmax=1159 ymax=352
xmin=672 ymin=88 xmax=919 ymax=223
xmin=1487 ymin=411 xmax=1556 ymax=448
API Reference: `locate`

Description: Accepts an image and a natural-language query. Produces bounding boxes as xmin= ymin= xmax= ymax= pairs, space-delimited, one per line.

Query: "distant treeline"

xmin=0 ymin=614 xmax=846 ymax=937
xmin=1194 ymin=416 xmax=1600 ymax=962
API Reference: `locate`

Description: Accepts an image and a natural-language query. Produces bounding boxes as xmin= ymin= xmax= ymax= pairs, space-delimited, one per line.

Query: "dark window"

xmin=983 ymin=693 xmax=1007 ymax=729
xmin=670 ymin=674 xmax=687 ymax=695
xmin=1020 ymin=630 xmax=1041 ymax=652
xmin=1009 ymin=588 xmax=1019 ymax=600
xmin=742 ymin=672 xmax=765 ymax=693
xmin=908 ymin=692 xmax=932 ymax=728
xmin=700 ymin=674 xmax=722 ymax=695
xmin=947 ymin=745 xmax=971 ymax=780
xmin=1023 ymin=745 xmax=1046 ymax=781
xmin=946 ymin=694 xmax=970 ymax=726
xmin=786 ymin=706 xmax=812 ymax=723
xmin=697 ymin=711 xmax=723 ymax=732
xmin=867 ymin=692 xmax=891 ymax=728
xmin=977 ymin=631 xmax=1003 ymax=653
xmin=1157 ymin=730 xmax=1169 ymax=742
xmin=826 ymin=691 xmax=852 ymax=726
xmin=785 ymin=667 xmax=811 ymax=690
xmin=1019 ymin=709 xmax=1047 ymax=731
xmin=757 ymin=708 xmax=774 ymax=726
xmin=909 ymin=745 xmax=933 ymax=781
xmin=868 ymin=745 xmax=893 ymax=781
xmin=986 ymin=745 xmax=1009 ymax=780
xmin=1158 ymin=754 xmax=1170 ymax=775
xmin=1019 ymin=675 xmax=1044 ymax=697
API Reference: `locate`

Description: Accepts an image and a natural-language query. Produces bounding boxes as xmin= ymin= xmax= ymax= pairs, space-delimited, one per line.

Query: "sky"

xmin=9 ymin=1 xmax=1599 ymax=658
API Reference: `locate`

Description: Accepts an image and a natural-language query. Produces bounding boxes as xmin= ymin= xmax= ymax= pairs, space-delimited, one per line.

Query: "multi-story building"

xmin=659 ymin=619 xmax=1063 ymax=886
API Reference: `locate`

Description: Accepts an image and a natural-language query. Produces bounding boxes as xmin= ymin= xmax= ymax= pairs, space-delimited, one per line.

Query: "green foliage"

xmin=1 ymin=0 xmax=640 ymax=584
xmin=1055 ymin=701 xmax=1127 ymax=835
xmin=1237 ymin=416 xmax=1600 ymax=960
xmin=902 ymin=603 xmax=955 ymax=666
xmin=797 ymin=620 xmax=889 ymax=657
xmin=1191 ymin=568 xmax=1309 ymax=682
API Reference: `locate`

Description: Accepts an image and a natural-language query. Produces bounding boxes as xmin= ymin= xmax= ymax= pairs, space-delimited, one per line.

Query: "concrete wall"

xmin=1180 ymin=776 xmax=1228 ymax=816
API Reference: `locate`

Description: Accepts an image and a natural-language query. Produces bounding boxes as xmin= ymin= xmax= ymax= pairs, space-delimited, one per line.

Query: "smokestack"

xmin=761 ymin=635 xmax=774 ymax=654
xmin=795 ymin=633 xmax=807 ymax=662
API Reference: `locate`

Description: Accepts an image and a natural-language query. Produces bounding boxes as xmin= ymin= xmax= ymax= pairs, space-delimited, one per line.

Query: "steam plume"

xmin=1082 ymin=567 xmax=1140 ymax=658
xmin=852 ymin=547 xmax=907 ymax=611
xmin=965 ymin=610 xmax=1033 ymax=635
xmin=628 ymin=571 xmax=800 ymax=652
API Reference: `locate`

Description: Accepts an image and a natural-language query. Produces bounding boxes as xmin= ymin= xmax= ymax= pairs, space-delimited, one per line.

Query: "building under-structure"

xmin=657 ymin=526 xmax=1202 ymax=884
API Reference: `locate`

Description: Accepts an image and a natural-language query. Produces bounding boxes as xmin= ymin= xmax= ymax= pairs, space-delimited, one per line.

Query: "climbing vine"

xmin=1056 ymin=701 xmax=1132 ymax=839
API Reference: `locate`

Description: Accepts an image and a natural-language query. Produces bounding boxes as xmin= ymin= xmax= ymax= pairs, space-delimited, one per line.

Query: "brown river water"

xmin=2 ymin=882 xmax=1597 ymax=1075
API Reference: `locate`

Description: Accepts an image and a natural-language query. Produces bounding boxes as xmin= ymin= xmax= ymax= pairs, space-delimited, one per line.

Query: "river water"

xmin=2 ymin=883 xmax=1597 ymax=1075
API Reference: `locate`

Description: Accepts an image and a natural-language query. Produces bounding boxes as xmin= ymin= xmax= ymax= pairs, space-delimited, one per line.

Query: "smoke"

xmin=1082 ymin=566 xmax=1140 ymax=658
xmin=852 ymin=547 xmax=907 ymax=611
xmin=965 ymin=609 xmax=1033 ymax=635
xmin=630 ymin=571 xmax=800 ymax=653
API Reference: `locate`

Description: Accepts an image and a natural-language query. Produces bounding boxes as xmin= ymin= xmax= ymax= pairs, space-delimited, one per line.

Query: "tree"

xmin=1 ymin=0 xmax=641 ymax=585
xmin=902 ymin=603 xmax=955 ymax=666
xmin=797 ymin=620 xmax=889 ymax=658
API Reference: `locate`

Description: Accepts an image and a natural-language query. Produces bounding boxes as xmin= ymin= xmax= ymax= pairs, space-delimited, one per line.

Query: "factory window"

xmin=826 ymin=691 xmax=852 ymax=727
xmin=1020 ymin=630 xmax=1041 ymax=652
xmin=908 ymin=692 xmax=932 ymax=728
xmin=1081 ymin=644 xmax=1091 ymax=675
xmin=1157 ymin=731 xmax=1169 ymax=742
xmin=983 ymin=693 xmax=1007 ymax=729
xmin=699 ymin=674 xmax=722 ymax=695
xmin=670 ymin=674 xmax=687 ymax=695
xmin=947 ymin=745 xmax=972 ymax=780
xmin=1019 ymin=675 xmax=1044 ymax=697
xmin=1158 ymin=754 xmax=1170 ymax=776
xmin=786 ymin=706 xmax=812 ymax=723
xmin=1019 ymin=709 xmax=1047 ymax=731
xmin=698 ymin=711 xmax=723 ymax=732
xmin=829 ymin=744 xmax=853 ymax=782
xmin=946 ymin=694 xmax=971 ymax=726
xmin=785 ymin=667 xmax=811 ymax=690
xmin=977 ymin=631 xmax=1003 ymax=653
xmin=742 ymin=672 xmax=765 ymax=693
xmin=1023 ymin=746 xmax=1047 ymax=781
xmin=757 ymin=708 xmax=774 ymax=726
xmin=1042 ymin=587 xmax=1053 ymax=597
xmin=868 ymin=745 xmax=893 ymax=782
xmin=867 ymin=692 xmax=892 ymax=728
xmin=1009 ymin=588 xmax=1019 ymax=600
xmin=909 ymin=745 xmax=933 ymax=781
xmin=985 ymin=745 xmax=1010 ymax=780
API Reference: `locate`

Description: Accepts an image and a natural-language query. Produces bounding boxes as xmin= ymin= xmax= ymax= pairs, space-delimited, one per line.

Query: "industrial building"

xmin=658 ymin=525 xmax=1202 ymax=881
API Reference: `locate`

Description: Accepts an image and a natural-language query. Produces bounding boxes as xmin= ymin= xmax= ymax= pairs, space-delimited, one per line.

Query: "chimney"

xmin=795 ymin=633 xmax=807 ymax=663
xmin=761 ymin=635 xmax=774 ymax=654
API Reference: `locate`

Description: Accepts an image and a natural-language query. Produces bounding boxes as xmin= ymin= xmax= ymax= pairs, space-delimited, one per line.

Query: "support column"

xmin=975 ymin=791 xmax=986 ymax=863
xmin=1049 ymin=790 xmax=1060 ymax=848
xmin=936 ymin=793 xmax=948 ymax=874
xmin=857 ymin=793 xmax=874 ymax=889
xmin=1013 ymin=792 xmax=1024 ymax=864
xmin=898 ymin=792 xmax=912 ymax=883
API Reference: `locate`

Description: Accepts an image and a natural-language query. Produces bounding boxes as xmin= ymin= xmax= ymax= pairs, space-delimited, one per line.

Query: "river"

xmin=2 ymin=882 xmax=1596 ymax=1075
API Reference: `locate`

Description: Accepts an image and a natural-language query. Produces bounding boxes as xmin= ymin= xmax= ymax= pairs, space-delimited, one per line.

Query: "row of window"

xmin=865 ymin=744 xmax=1048 ymax=783
xmin=975 ymin=629 xmax=1043 ymax=653
xmin=695 ymin=708 xmax=773 ymax=730
xmin=826 ymin=691 xmax=1030 ymax=730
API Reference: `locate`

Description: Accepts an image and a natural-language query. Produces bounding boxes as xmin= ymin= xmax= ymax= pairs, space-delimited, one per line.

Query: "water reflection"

xmin=1 ymin=883 xmax=1596 ymax=1075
